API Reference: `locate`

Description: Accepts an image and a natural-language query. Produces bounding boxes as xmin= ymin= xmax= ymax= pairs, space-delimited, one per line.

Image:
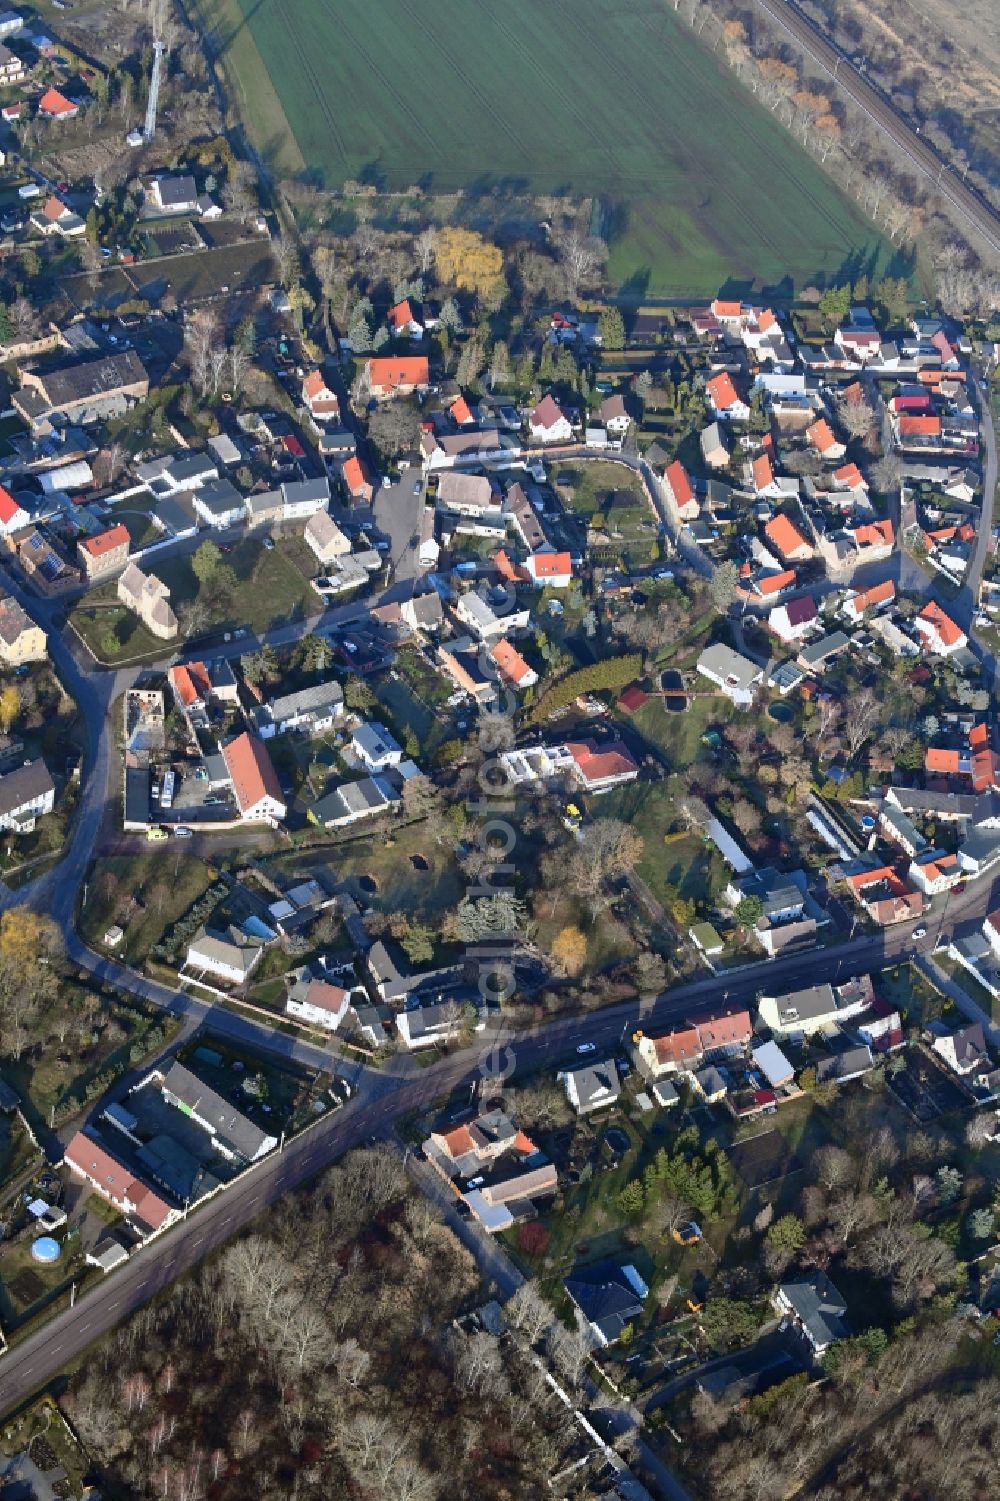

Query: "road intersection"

xmin=0 ymin=414 xmax=996 ymax=1414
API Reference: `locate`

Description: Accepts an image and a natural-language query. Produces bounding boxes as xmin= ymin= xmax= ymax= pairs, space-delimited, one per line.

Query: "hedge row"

xmin=526 ymin=654 xmax=643 ymax=725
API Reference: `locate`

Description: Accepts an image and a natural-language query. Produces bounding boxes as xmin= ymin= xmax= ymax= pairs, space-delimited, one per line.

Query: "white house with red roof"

xmin=567 ymin=739 xmax=639 ymax=794
xmin=741 ymin=307 xmax=779 ymax=352
xmin=710 ymin=299 xmax=745 ymax=325
xmin=523 ymin=549 xmax=572 ymax=587
xmin=664 ymin=460 xmax=699 ymax=521
xmin=0 ymin=485 xmax=29 ymax=535
xmin=489 ymin=637 xmax=538 ymax=690
xmin=908 ymin=850 xmax=962 ymax=895
xmin=529 ymin=394 xmax=573 ymax=444
xmin=806 ymin=417 xmax=846 ymax=461
xmin=285 ymin=971 xmax=351 ymax=1032
xmin=387 ymin=299 xmax=423 ymax=340
xmin=915 ymin=601 xmax=967 ymax=656
xmin=63 ymin=1130 xmax=176 ymax=1235
xmin=705 ymin=372 xmax=750 ymax=422
xmin=768 ymin=594 xmax=818 ymax=644
xmin=364 ymin=356 xmax=429 ymax=400
xmin=221 ymin=731 xmax=287 ymax=822
xmin=301 ymin=369 xmax=340 ymax=422
xmin=37 ymin=87 xmax=78 ymax=120
xmin=30 ymin=194 xmax=85 ymax=238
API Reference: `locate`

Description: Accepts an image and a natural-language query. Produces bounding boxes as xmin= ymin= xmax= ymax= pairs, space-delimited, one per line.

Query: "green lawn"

xmin=269 ymin=819 xmax=465 ymax=927
xmin=79 ymin=853 xmax=217 ymax=966
xmin=69 ymin=537 xmax=319 ymax=662
xmin=603 ymin=780 xmax=731 ymax=912
xmin=196 ymin=0 xmax=895 ymax=297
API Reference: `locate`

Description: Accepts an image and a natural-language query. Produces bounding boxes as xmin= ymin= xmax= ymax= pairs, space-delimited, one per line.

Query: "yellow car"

xmin=146 ymin=826 xmax=168 ymax=842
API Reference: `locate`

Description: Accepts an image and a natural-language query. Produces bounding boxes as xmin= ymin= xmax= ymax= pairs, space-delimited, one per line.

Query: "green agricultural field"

xmin=196 ymin=0 xmax=899 ymax=297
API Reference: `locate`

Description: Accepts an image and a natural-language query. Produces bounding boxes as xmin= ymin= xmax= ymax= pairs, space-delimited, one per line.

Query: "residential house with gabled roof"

xmin=710 ymin=298 xmax=744 ymax=323
xmin=341 ymin=453 xmax=373 ymax=504
xmin=764 ymin=513 xmax=812 ymax=563
xmin=0 ymin=594 xmax=45 ymax=665
xmin=63 ymin=1130 xmax=176 ymax=1235
xmin=664 ymin=459 xmax=698 ymax=520
xmin=774 ymin=1271 xmax=847 ymax=1353
xmin=285 ymin=969 xmax=351 ymax=1032
xmin=523 ymin=550 xmax=572 ymax=587
xmin=768 ymin=594 xmax=818 ymax=644
xmin=566 ymin=739 xmax=639 ymax=793
xmin=842 ymin=578 xmax=895 ymax=622
xmin=304 ymin=508 xmax=351 ymax=565
xmin=705 ymin=371 xmax=750 ymax=421
xmin=387 ymin=299 xmax=423 ymax=339
xmin=560 ymin=1058 xmax=621 ymax=1114
xmin=700 ymin=421 xmax=730 ymax=469
xmin=933 ymin=1022 xmax=990 ymax=1077
xmin=806 ymin=417 xmax=846 ymax=460
xmin=564 ymin=1260 xmax=648 ymax=1345
xmin=915 ymin=601 xmax=966 ymax=656
xmin=0 ymin=486 xmax=29 ymax=535
xmin=757 ymin=978 xmax=871 ymax=1040
xmin=221 ymin=732 xmax=286 ymax=823
xmin=528 ymin=394 xmax=573 ymax=443
xmin=0 ymin=758 xmax=55 ymax=833
xmin=364 ymin=355 xmax=429 ymax=400
xmin=301 ymin=369 xmax=340 ymax=422
xmin=37 ymin=88 xmax=78 ymax=120
xmin=846 ymin=866 xmax=923 ymax=925
xmin=77 ymin=522 xmax=130 ymax=581
xmin=30 ymin=194 xmax=86 ymax=238
xmin=599 ymin=394 xmax=631 ymax=435
xmin=449 ymin=394 xmax=473 ymax=426
xmin=488 ymin=636 xmax=537 ymax=690
xmin=909 ymin=849 xmax=961 ymax=895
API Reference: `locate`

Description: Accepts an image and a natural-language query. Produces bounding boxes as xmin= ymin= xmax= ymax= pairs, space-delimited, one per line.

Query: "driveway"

xmin=373 ymin=464 xmax=426 ymax=586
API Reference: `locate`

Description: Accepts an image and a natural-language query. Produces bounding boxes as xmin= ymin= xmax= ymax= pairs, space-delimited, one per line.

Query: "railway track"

xmin=753 ymin=0 xmax=1000 ymax=261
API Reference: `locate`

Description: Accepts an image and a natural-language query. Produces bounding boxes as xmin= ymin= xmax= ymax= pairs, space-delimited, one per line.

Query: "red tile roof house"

xmin=341 ymin=453 xmax=373 ymax=504
xmin=806 ymin=417 xmax=846 ymax=461
xmin=768 ymin=594 xmax=818 ymax=644
xmin=704 ymin=371 xmax=750 ymax=422
xmin=489 ymin=636 xmax=538 ymax=690
xmin=450 ymin=394 xmax=473 ymax=426
xmin=63 ymin=1130 xmax=176 ymax=1235
xmin=363 ymin=356 xmax=429 ymax=400
xmin=764 ymin=513 xmax=813 ymax=563
xmin=221 ymin=731 xmax=287 ymax=823
xmin=0 ymin=485 xmax=29 ymax=536
xmin=566 ymin=739 xmax=639 ymax=793
xmin=37 ymin=88 xmax=79 ymax=120
xmin=849 ymin=520 xmax=894 ymax=561
xmin=77 ymin=522 xmax=130 ymax=581
xmin=523 ymin=549 xmax=572 ymax=587
xmin=915 ymin=601 xmax=967 ymax=656
xmin=908 ymin=850 xmax=962 ymax=895
xmin=387 ymin=299 xmax=424 ymax=339
xmin=709 ymin=298 xmax=746 ymax=324
xmin=846 ymin=867 xmax=924 ymax=925
xmin=841 ymin=578 xmax=895 ymax=622
xmin=528 ymin=394 xmax=574 ymax=444
xmin=301 ymin=369 xmax=340 ymax=422
xmin=664 ymin=459 xmax=699 ymax=521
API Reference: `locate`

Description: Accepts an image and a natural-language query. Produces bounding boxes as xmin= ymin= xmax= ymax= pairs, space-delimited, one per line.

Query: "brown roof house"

xmin=117 ymin=563 xmax=179 ymax=641
xmin=0 ymin=595 xmax=46 ymax=666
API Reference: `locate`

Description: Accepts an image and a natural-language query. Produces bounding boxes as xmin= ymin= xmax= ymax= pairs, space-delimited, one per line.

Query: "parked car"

xmin=173 ymin=827 xmax=193 ymax=839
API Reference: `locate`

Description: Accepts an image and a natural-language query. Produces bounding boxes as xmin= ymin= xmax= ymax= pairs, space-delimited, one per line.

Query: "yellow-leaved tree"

xmin=551 ymin=924 xmax=588 ymax=977
xmin=434 ymin=228 xmax=504 ymax=299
